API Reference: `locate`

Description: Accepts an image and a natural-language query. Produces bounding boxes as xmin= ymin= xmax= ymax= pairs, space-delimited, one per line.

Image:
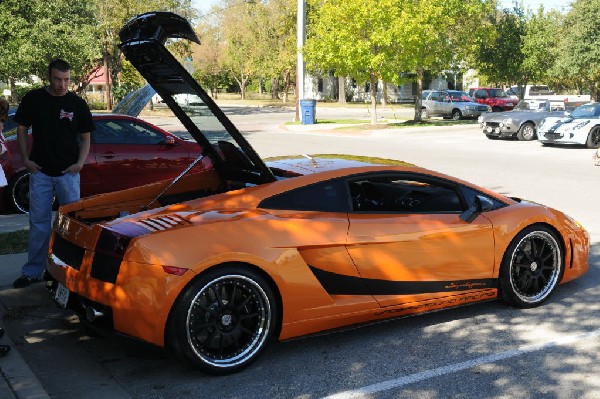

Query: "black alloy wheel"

xmin=169 ymin=266 xmax=278 ymax=374
xmin=586 ymin=127 xmax=600 ymax=148
xmin=499 ymin=225 xmax=563 ymax=308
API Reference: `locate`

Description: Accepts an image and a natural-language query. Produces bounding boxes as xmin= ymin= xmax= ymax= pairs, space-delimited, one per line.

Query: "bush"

xmin=87 ymin=101 xmax=107 ymax=110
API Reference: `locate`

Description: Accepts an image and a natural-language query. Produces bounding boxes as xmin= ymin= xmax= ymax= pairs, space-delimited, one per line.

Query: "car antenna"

xmin=302 ymin=154 xmax=318 ymax=167
xmin=142 ymin=154 xmax=205 ymax=211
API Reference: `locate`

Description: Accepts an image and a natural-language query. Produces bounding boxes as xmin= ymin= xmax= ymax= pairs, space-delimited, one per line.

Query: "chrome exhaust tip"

xmin=86 ymin=306 xmax=104 ymax=322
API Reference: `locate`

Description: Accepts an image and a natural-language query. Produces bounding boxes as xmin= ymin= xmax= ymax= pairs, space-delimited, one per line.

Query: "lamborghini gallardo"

xmin=45 ymin=12 xmax=589 ymax=375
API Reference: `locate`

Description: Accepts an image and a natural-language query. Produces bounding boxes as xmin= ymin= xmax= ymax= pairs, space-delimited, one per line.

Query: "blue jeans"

xmin=21 ymin=171 xmax=80 ymax=279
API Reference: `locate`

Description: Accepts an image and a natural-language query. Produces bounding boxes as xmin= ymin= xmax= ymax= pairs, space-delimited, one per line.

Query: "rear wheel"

xmin=586 ymin=127 xmax=600 ymax=148
xmin=499 ymin=225 xmax=563 ymax=308
xmin=451 ymin=109 xmax=462 ymax=120
xmin=168 ymin=266 xmax=278 ymax=375
xmin=517 ymin=122 xmax=536 ymax=141
xmin=6 ymin=171 xmax=30 ymax=214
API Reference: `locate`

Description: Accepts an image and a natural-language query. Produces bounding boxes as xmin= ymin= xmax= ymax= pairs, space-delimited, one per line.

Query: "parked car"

xmin=1 ymin=112 xmax=202 ymax=213
xmin=537 ymin=102 xmax=600 ymax=148
xmin=478 ymin=100 xmax=571 ymax=141
xmin=508 ymin=84 xmax=590 ymax=110
xmin=45 ymin=12 xmax=589 ymax=375
xmin=421 ymin=90 xmax=490 ymax=120
xmin=468 ymin=87 xmax=516 ymax=112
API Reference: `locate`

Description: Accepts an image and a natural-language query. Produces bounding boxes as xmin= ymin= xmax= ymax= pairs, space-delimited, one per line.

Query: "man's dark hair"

xmin=47 ymin=59 xmax=71 ymax=77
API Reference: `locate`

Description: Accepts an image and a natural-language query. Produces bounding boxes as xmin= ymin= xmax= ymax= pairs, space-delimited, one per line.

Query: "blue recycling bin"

xmin=300 ymin=99 xmax=317 ymax=125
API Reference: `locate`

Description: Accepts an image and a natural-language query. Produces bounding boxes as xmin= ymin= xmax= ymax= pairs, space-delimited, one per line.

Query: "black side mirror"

xmin=460 ymin=195 xmax=493 ymax=223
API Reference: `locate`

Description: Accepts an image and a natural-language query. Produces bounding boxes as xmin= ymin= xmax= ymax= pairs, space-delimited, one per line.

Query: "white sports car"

xmin=537 ymin=103 xmax=600 ymax=148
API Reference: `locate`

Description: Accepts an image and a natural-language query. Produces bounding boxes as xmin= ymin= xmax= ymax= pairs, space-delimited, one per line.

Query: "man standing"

xmin=13 ymin=59 xmax=94 ymax=288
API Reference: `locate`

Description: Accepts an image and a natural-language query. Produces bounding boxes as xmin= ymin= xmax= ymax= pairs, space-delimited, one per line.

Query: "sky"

xmin=191 ymin=0 xmax=571 ymax=14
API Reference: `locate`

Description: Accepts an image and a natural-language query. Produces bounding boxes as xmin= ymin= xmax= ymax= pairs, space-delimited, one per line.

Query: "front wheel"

xmin=168 ymin=266 xmax=278 ymax=374
xmin=451 ymin=109 xmax=462 ymax=120
xmin=517 ymin=122 xmax=536 ymax=141
xmin=499 ymin=226 xmax=563 ymax=308
xmin=586 ymin=127 xmax=600 ymax=148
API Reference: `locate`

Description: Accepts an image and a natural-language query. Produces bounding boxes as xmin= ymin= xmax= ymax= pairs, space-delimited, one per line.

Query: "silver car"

xmin=421 ymin=90 xmax=490 ymax=120
xmin=479 ymin=100 xmax=570 ymax=141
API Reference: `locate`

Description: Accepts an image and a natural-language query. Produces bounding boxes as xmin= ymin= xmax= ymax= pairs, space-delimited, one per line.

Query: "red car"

xmin=0 ymin=112 xmax=202 ymax=213
xmin=468 ymin=87 xmax=516 ymax=112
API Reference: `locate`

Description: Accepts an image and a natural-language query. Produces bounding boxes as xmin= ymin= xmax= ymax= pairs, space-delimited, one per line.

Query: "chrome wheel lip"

xmin=185 ymin=274 xmax=271 ymax=369
xmin=509 ymin=231 xmax=561 ymax=304
xmin=11 ymin=172 xmax=30 ymax=214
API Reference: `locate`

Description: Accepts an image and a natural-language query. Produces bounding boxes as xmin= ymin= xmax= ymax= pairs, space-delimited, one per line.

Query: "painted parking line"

xmin=322 ymin=328 xmax=600 ymax=399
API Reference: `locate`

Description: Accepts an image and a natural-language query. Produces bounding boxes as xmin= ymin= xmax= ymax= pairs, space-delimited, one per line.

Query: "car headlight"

xmin=502 ymin=118 xmax=512 ymax=125
xmin=572 ymin=120 xmax=590 ymax=130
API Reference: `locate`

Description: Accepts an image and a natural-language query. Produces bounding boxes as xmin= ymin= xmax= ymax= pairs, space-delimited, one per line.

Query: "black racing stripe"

xmin=309 ymin=266 xmax=497 ymax=296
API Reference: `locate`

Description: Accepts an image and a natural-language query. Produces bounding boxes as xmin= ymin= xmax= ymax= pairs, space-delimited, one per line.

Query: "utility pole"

xmin=295 ymin=0 xmax=306 ymax=122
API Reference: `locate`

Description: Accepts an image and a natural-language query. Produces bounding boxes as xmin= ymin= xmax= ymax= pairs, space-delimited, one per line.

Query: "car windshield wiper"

xmin=143 ymin=154 xmax=205 ymax=210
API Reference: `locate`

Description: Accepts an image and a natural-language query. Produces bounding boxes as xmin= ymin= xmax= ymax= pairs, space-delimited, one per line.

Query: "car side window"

xmin=93 ymin=120 xmax=164 ymax=145
xmin=348 ymin=174 xmax=464 ymax=213
xmin=258 ymin=179 xmax=350 ymax=212
xmin=473 ymin=90 xmax=487 ymax=100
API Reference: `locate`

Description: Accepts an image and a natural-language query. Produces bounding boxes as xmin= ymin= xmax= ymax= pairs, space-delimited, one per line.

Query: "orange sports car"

xmin=45 ymin=12 xmax=589 ymax=375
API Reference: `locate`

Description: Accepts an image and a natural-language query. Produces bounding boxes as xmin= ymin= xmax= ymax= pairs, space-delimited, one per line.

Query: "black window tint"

xmin=259 ymin=179 xmax=349 ymax=212
xmin=349 ymin=174 xmax=464 ymax=213
xmin=93 ymin=120 xmax=164 ymax=145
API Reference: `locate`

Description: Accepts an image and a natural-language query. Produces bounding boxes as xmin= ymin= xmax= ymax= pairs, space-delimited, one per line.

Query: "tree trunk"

xmin=272 ymin=77 xmax=279 ymax=100
xmin=415 ymin=67 xmax=424 ymax=122
xmin=338 ymin=76 xmax=346 ymax=104
xmin=282 ymin=70 xmax=291 ymax=103
xmin=370 ymin=73 xmax=378 ymax=125
xmin=9 ymin=78 xmax=17 ymax=103
xmin=381 ymin=80 xmax=387 ymax=106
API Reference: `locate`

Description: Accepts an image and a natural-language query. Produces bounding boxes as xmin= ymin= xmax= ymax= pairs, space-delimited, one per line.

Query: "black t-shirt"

xmin=14 ymin=88 xmax=95 ymax=176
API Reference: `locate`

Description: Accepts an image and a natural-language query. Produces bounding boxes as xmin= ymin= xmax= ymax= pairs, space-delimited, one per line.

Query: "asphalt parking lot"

xmin=0 ymin=107 xmax=599 ymax=398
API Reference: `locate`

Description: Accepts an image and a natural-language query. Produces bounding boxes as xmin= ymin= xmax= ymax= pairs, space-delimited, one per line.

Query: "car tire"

xmin=451 ymin=109 xmax=462 ymax=120
xmin=499 ymin=225 xmax=563 ymax=309
xmin=586 ymin=127 xmax=600 ymax=148
xmin=6 ymin=171 xmax=30 ymax=214
xmin=516 ymin=122 xmax=536 ymax=141
xmin=168 ymin=265 xmax=279 ymax=375
xmin=421 ymin=108 xmax=429 ymax=119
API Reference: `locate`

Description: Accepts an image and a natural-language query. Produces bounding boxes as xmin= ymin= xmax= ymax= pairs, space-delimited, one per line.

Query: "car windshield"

xmin=446 ymin=91 xmax=473 ymax=102
xmin=571 ymin=103 xmax=600 ymax=118
xmin=488 ymin=89 xmax=509 ymax=98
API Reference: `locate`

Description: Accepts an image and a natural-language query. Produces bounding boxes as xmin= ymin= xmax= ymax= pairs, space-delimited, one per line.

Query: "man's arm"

xmin=16 ymin=125 xmax=41 ymax=173
xmin=63 ymin=132 xmax=90 ymax=174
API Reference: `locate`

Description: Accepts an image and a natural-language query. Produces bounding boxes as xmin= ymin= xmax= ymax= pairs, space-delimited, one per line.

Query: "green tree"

xmin=399 ymin=0 xmax=494 ymax=121
xmin=476 ymin=6 xmax=526 ymax=89
xmin=192 ymin=19 xmax=232 ymax=98
xmin=304 ymin=0 xmax=407 ymax=124
xmin=255 ymin=0 xmax=297 ymax=102
xmin=0 ymin=0 xmax=99 ymax=102
xmin=554 ymin=0 xmax=600 ymax=99
xmin=95 ymin=0 xmax=190 ymax=109
xmin=520 ymin=8 xmax=563 ymax=91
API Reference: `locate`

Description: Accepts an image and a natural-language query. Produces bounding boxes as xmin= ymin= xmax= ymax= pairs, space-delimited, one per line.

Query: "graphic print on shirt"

xmin=59 ymin=109 xmax=74 ymax=121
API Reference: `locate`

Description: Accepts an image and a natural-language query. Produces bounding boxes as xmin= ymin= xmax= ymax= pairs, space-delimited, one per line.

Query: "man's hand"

xmin=62 ymin=162 xmax=84 ymax=175
xmin=23 ymin=159 xmax=42 ymax=173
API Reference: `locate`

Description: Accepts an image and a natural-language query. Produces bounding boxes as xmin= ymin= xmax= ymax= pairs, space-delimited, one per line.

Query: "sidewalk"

xmin=0 ymin=212 xmax=50 ymax=399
